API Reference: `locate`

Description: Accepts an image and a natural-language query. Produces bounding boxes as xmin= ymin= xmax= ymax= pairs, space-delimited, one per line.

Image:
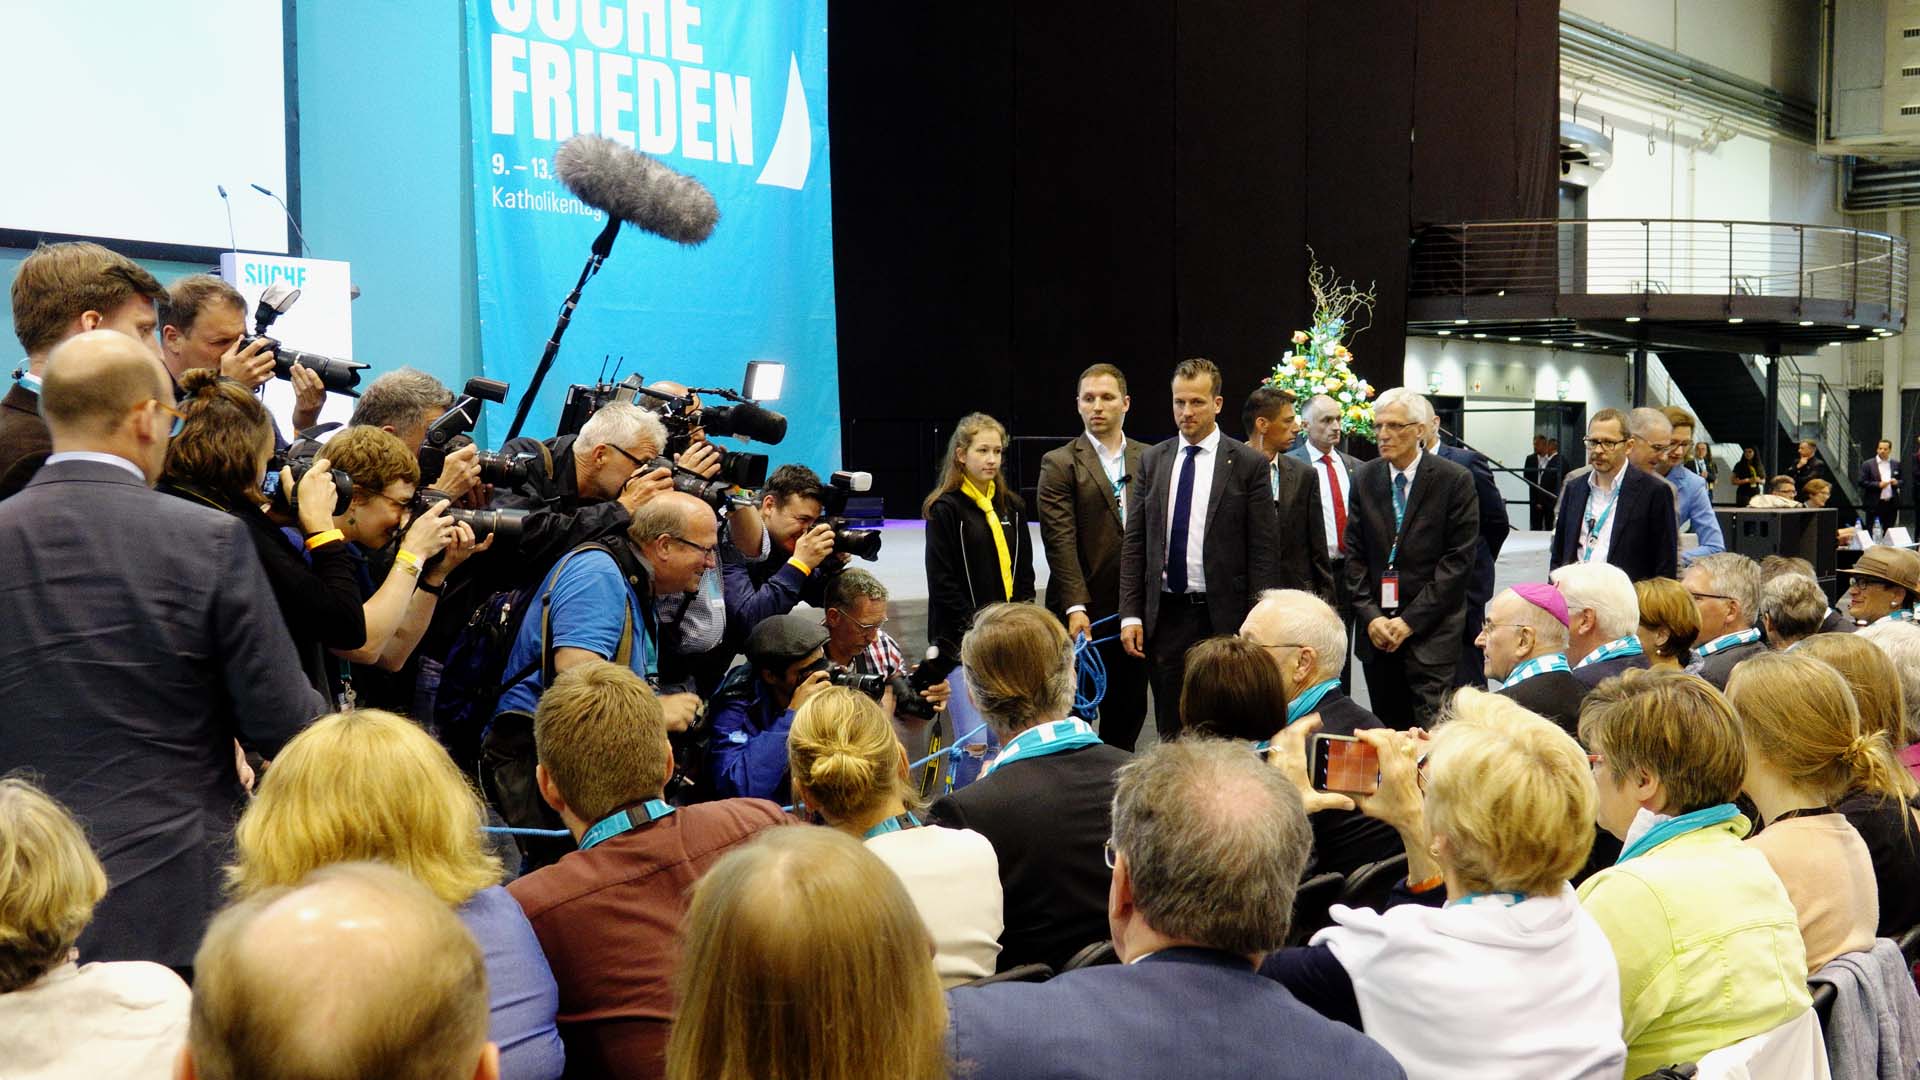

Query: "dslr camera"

xmin=261 ymin=437 xmax=353 ymax=516
xmin=410 ymin=489 xmax=530 ymax=545
xmin=242 ymin=282 xmax=369 ymax=395
xmin=821 ymin=470 xmax=882 ymax=561
xmin=418 ymin=377 xmax=536 ymax=489
xmin=800 ymin=657 xmax=889 ymax=698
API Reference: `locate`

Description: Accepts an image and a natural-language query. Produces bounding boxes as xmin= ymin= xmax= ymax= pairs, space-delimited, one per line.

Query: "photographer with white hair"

xmin=493 ymin=403 xmax=677 ymax=562
xmin=1550 ymin=562 xmax=1648 ymax=687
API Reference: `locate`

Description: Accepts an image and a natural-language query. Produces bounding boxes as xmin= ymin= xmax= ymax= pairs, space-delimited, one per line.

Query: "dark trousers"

xmin=1361 ymin=645 xmax=1454 ymax=729
xmin=1529 ymin=500 xmax=1554 ymax=530
xmin=1147 ymin=594 xmax=1214 ymax=740
xmin=1091 ymin=632 xmax=1150 ymax=751
xmin=1867 ymin=496 xmax=1899 ymax=532
xmin=1329 ymin=558 xmax=1354 ymax=695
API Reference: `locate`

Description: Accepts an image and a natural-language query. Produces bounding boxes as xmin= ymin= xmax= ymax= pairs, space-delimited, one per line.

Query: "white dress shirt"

xmin=1878 ymin=456 xmax=1894 ymax=501
xmin=1578 ymin=467 xmax=1622 ymax=565
xmin=1162 ymin=426 xmax=1220 ymax=593
xmin=1308 ymin=445 xmax=1350 ymax=560
xmin=43 ymin=450 xmax=144 ymax=482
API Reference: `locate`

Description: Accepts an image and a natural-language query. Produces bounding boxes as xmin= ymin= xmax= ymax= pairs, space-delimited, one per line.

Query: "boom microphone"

xmin=553 ymin=135 xmax=719 ymax=246
xmin=504 ymin=136 xmax=724 ymax=441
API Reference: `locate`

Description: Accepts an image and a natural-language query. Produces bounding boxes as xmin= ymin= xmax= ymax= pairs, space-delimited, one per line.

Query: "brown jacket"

xmin=0 ymin=383 xmax=50 ymax=500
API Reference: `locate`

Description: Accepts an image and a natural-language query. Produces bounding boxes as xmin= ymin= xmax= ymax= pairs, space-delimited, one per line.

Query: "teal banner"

xmin=464 ymin=0 xmax=838 ymax=469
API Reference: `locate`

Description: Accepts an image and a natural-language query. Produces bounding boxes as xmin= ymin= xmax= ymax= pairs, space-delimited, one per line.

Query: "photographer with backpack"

xmin=480 ymin=493 xmax=718 ymax=868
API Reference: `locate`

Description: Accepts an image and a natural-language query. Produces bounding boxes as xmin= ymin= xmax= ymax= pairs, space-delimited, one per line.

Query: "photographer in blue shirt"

xmin=708 ymin=612 xmax=835 ymax=803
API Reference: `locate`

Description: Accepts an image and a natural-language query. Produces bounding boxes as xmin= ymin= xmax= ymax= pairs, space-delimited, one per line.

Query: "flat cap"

xmin=745 ymin=611 xmax=830 ymax=671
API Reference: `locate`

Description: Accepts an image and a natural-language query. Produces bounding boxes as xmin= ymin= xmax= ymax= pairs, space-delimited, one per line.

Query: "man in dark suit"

xmin=1427 ymin=427 xmax=1510 ymax=689
xmin=1860 ymin=439 xmax=1902 ymax=533
xmin=1479 ymin=584 xmax=1588 ymax=735
xmin=1551 ymin=561 xmax=1652 ymax=687
xmin=1038 ymin=363 xmax=1151 ymax=749
xmin=1120 ymin=358 xmax=1283 ymax=739
xmin=1241 ymin=386 xmax=1334 ymax=603
xmin=1291 ymin=393 xmax=1363 ymax=690
xmin=945 ymin=740 xmax=1406 ymax=1080
xmin=0 ymin=331 xmax=325 ymax=975
xmin=1524 ymin=434 xmax=1564 ymax=530
xmin=930 ymin=603 xmax=1131 ymax=972
xmin=1240 ymin=589 xmax=1399 ymax=875
xmin=1549 ymin=407 xmax=1678 ymax=582
xmin=1344 ymin=389 xmax=1480 ymax=729
xmin=1 ymin=241 xmax=166 ymax=500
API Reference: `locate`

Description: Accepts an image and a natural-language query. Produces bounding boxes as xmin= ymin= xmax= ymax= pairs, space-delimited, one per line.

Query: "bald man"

xmin=0 ymin=330 xmax=323 ymax=976
xmin=181 ymin=862 xmax=499 ymax=1080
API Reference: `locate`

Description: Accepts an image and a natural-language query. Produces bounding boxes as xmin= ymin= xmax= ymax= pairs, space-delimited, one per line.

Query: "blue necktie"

xmin=1167 ymin=445 xmax=1200 ymax=593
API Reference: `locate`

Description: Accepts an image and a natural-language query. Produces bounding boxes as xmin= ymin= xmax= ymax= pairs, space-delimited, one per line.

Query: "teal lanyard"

xmin=1446 ymin=891 xmax=1526 ymax=909
xmin=14 ymin=371 xmax=41 ymax=394
xmin=1577 ymin=634 xmax=1643 ymax=668
xmin=1503 ymin=653 xmax=1569 ymax=687
xmin=1580 ymin=482 xmax=1619 ymax=562
xmin=862 ymin=811 xmax=922 ymax=840
xmin=1616 ymin=803 xmax=1740 ymax=864
xmin=1388 ymin=470 xmax=1409 ymax=566
xmin=579 ymin=799 xmax=677 ymax=850
xmin=982 ymin=718 xmax=1101 ymax=777
xmin=1695 ymin=628 xmax=1760 ymax=658
xmin=1285 ymin=679 xmax=1341 ymax=726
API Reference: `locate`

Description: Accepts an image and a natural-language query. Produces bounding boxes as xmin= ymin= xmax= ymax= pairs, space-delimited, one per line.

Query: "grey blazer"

xmin=1119 ymin=432 xmax=1282 ymax=637
xmin=0 ymin=460 xmax=324 ymax=967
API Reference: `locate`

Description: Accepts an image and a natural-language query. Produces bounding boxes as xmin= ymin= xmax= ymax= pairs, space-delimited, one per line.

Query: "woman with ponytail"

xmin=1796 ymin=633 xmax=1920 ymax=933
xmin=160 ymin=370 xmax=366 ymax=697
xmin=921 ymin=413 xmax=1036 ymax=651
xmin=787 ymin=687 xmax=1002 ymax=985
xmin=1725 ymin=653 xmax=1880 ymax=967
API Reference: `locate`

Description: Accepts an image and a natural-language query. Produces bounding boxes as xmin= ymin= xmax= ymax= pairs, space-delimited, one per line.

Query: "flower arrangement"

xmin=1266 ymin=250 xmax=1379 ymax=441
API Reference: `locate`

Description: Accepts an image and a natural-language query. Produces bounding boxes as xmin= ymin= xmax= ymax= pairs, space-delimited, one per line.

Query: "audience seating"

xmin=1059 ymin=940 xmax=1117 ymax=972
xmin=1335 ymin=853 xmax=1408 ymax=912
xmin=1285 ymin=871 xmax=1344 ymax=947
xmin=1810 ymin=979 xmax=1837 ymax=1033
xmin=956 ymin=963 xmax=1053 ymax=988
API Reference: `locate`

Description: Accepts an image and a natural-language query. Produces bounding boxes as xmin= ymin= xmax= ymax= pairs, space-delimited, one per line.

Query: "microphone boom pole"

xmin=505 ymin=214 xmax=620 ymax=442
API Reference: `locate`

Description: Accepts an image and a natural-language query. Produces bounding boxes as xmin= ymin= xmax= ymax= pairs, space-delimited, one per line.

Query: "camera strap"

xmin=537 ymin=542 xmax=638 ymax=688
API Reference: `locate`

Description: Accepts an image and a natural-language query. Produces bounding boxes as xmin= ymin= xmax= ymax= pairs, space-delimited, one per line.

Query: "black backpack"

xmin=431 ymin=539 xmax=634 ymax=772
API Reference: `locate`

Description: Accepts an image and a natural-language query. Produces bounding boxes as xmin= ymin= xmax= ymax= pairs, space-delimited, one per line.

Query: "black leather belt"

xmin=1161 ymin=591 xmax=1209 ymax=605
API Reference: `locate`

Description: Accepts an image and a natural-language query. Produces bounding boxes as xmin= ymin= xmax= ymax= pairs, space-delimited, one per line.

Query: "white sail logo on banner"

xmin=757 ymin=54 xmax=810 ymax=190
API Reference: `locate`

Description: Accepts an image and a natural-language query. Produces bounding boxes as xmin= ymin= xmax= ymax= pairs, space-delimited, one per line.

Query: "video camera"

xmin=243 ymin=282 xmax=369 ymax=395
xmin=418 ymin=377 xmax=537 ymax=489
xmin=554 ymin=362 xmax=786 ymax=488
xmin=260 ymin=435 xmax=353 ymax=516
xmin=821 ymin=471 xmax=882 ymax=561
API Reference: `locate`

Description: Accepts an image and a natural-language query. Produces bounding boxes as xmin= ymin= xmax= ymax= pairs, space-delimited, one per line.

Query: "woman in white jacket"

xmin=1263 ymin=689 xmax=1626 ymax=1080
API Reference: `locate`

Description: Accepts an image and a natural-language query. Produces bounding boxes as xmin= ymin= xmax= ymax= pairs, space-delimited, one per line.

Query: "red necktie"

xmin=1321 ymin=453 xmax=1347 ymax=554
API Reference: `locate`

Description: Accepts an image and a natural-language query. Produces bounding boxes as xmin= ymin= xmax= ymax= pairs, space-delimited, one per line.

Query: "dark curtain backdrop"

xmin=829 ymin=0 xmax=1558 ymax=515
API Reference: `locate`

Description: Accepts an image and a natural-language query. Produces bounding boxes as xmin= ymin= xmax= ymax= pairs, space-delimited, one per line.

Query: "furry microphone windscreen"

xmin=554 ymin=135 xmax=720 ymax=246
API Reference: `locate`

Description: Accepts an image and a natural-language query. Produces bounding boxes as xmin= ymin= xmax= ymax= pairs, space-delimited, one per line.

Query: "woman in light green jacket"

xmin=1575 ymin=670 xmax=1811 ymax=1078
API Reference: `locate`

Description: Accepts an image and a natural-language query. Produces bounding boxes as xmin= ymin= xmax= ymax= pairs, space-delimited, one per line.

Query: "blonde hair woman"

xmin=1264 ymin=692 xmax=1626 ymax=1078
xmin=1792 ymin=634 xmax=1920 ymax=935
xmin=788 ymin=687 xmax=1003 ymax=985
xmin=0 ymin=777 xmax=188 ymax=1079
xmin=667 ymin=828 xmax=946 ymax=1080
xmin=228 ymin=710 xmax=564 ymax=1080
xmin=1633 ymin=578 xmax=1699 ymax=670
xmin=1576 ymin=671 xmax=1808 ymax=1076
xmin=921 ymin=413 xmax=1035 ymax=650
xmin=1724 ymin=654 xmax=1879 ymax=968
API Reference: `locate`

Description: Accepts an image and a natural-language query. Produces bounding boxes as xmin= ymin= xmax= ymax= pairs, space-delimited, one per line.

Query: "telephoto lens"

xmin=831 ymin=525 xmax=883 ymax=561
xmin=240 ymin=336 xmax=371 ymax=395
xmin=474 ymin=451 xmax=533 ymax=488
xmin=827 ymin=667 xmax=889 ymax=699
xmin=444 ymin=506 xmax=529 ymax=545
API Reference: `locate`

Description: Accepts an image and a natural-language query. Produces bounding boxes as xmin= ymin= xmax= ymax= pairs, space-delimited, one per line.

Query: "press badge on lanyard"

xmin=1380 ymin=570 xmax=1400 ymax=610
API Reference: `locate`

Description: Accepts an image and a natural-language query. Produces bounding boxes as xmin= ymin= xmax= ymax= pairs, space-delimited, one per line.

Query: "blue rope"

xmin=484 ymin=826 xmax=573 ymax=838
xmin=909 ymin=721 xmax=989 ymax=771
xmin=1073 ymin=632 xmax=1107 ymax=713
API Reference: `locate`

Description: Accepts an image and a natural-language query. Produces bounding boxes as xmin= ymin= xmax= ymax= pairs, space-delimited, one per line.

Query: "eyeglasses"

xmin=1686 ymin=590 xmax=1732 ymax=604
xmin=1582 ymin=437 xmax=1627 ymax=450
xmin=609 ymin=444 xmax=654 ymax=473
xmin=364 ymin=490 xmax=415 ymax=520
xmin=834 ymin=608 xmax=889 ymax=632
xmin=1478 ymin=621 xmax=1531 ymax=635
xmin=1639 ymin=440 xmax=1674 ymax=455
xmin=668 ymin=536 xmax=720 ymax=563
xmin=1375 ymin=421 xmax=1419 ymax=436
xmin=1587 ymin=753 xmax=1605 ymax=772
xmin=149 ymin=398 xmax=186 ymax=439
xmin=1103 ymin=837 xmax=1118 ymax=870
xmin=1249 ymin=641 xmax=1307 ymax=652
